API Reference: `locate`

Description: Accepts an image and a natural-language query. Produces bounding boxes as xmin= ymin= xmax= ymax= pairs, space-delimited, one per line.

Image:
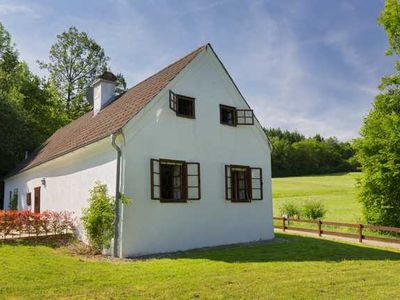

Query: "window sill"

xmin=230 ymin=200 xmax=252 ymax=203
xmin=160 ymin=199 xmax=188 ymax=203
xmin=176 ymin=113 xmax=196 ymax=119
xmin=220 ymin=122 xmax=237 ymax=127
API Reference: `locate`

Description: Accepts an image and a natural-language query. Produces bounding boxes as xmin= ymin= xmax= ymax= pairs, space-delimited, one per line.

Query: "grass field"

xmin=1 ymin=233 xmax=400 ymax=299
xmin=272 ymin=172 xmax=362 ymax=222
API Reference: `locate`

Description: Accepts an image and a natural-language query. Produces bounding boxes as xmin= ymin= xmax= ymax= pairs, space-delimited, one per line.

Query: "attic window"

xmin=169 ymin=90 xmax=195 ymax=118
xmin=220 ymin=105 xmax=236 ymax=126
xmin=220 ymin=105 xmax=254 ymax=126
xmin=225 ymin=165 xmax=263 ymax=202
xmin=151 ymin=159 xmax=201 ymax=202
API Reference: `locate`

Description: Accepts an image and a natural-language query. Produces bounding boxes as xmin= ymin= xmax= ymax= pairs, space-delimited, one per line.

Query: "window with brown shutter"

xmin=151 ymin=158 xmax=201 ymax=202
xmin=169 ymin=90 xmax=195 ymax=119
xmin=225 ymin=165 xmax=263 ymax=202
xmin=220 ymin=105 xmax=254 ymax=126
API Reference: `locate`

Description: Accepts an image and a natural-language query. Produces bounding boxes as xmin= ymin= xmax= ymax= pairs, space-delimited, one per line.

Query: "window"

xmin=236 ymin=109 xmax=254 ymax=125
xmin=225 ymin=165 xmax=263 ymax=202
xmin=151 ymin=158 xmax=201 ymax=202
xmin=219 ymin=105 xmax=254 ymax=126
xmin=26 ymin=192 xmax=32 ymax=206
xmin=169 ymin=90 xmax=195 ymax=118
xmin=220 ymin=105 xmax=236 ymax=126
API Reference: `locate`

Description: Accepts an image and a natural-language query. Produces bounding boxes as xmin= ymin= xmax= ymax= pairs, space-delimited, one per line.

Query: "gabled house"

xmin=3 ymin=44 xmax=273 ymax=257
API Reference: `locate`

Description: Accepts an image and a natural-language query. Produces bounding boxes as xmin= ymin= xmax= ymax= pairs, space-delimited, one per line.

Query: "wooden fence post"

xmin=358 ymin=224 xmax=363 ymax=243
xmin=282 ymin=217 xmax=286 ymax=232
xmin=318 ymin=220 xmax=322 ymax=237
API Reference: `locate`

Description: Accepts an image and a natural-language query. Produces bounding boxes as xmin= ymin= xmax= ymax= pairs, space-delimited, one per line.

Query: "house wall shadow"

xmin=160 ymin=233 xmax=400 ymax=263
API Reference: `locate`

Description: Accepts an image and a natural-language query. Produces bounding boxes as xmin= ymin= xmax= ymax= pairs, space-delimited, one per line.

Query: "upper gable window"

xmin=219 ymin=104 xmax=254 ymax=126
xmin=169 ymin=90 xmax=195 ymax=119
xmin=220 ymin=105 xmax=236 ymax=126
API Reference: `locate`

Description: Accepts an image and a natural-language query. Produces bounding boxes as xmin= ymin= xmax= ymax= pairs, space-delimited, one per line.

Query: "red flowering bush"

xmin=0 ymin=210 xmax=75 ymax=238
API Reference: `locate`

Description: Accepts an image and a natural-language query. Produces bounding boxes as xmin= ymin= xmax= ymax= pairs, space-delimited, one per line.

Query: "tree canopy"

xmin=355 ymin=0 xmax=400 ymax=226
xmin=0 ymin=23 xmax=67 ymax=180
xmin=0 ymin=23 xmax=125 ymax=208
xmin=265 ymin=128 xmax=358 ymax=177
xmin=38 ymin=26 xmax=120 ymax=119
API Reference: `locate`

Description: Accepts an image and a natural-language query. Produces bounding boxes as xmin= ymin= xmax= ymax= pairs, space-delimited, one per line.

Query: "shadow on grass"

xmin=164 ymin=233 xmax=400 ymax=263
xmin=0 ymin=234 xmax=75 ymax=249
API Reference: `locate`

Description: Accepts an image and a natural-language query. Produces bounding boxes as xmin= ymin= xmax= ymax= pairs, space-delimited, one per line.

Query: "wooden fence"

xmin=274 ymin=216 xmax=400 ymax=244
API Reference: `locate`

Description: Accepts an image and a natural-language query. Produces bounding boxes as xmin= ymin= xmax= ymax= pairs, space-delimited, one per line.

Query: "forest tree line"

xmin=265 ymin=128 xmax=359 ymax=177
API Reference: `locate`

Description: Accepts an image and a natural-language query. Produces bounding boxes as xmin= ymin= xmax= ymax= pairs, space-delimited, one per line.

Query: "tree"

xmin=0 ymin=22 xmax=67 ymax=178
xmin=38 ymin=26 xmax=110 ymax=119
xmin=265 ymin=127 xmax=358 ymax=177
xmin=355 ymin=0 xmax=400 ymax=226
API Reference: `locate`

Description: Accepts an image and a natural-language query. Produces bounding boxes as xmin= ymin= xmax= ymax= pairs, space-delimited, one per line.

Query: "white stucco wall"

xmin=3 ymin=139 xmax=117 ymax=236
xmin=119 ymin=48 xmax=273 ymax=257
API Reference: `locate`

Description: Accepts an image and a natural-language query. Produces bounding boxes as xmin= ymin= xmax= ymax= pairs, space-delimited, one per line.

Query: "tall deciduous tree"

xmin=0 ymin=22 xmax=67 ymax=179
xmin=38 ymin=26 xmax=110 ymax=119
xmin=355 ymin=0 xmax=400 ymax=226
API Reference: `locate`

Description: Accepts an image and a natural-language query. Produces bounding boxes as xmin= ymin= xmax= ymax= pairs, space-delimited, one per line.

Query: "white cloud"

xmin=0 ymin=3 xmax=39 ymax=18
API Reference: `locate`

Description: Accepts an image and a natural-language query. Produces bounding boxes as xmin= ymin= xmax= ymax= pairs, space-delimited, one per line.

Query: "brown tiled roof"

xmin=10 ymin=44 xmax=207 ymax=177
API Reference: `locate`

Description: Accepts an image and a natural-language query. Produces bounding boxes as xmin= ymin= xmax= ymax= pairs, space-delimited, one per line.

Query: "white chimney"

xmin=93 ymin=71 xmax=117 ymax=115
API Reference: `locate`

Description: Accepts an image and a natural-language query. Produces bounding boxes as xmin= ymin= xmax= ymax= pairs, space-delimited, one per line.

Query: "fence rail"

xmin=274 ymin=216 xmax=400 ymax=245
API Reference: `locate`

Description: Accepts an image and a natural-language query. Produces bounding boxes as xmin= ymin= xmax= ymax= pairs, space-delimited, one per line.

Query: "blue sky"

xmin=0 ymin=0 xmax=393 ymax=140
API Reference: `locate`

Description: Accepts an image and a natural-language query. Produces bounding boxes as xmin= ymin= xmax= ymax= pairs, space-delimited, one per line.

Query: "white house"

xmin=3 ymin=44 xmax=274 ymax=257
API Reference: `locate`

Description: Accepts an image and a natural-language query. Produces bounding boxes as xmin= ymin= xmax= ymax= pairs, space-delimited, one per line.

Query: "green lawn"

xmin=273 ymin=172 xmax=362 ymax=222
xmin=1 ymin=233 xmax=400 ymax=299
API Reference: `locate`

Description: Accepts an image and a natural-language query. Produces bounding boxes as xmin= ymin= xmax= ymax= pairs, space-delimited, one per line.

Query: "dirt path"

xmin=275 ymin=228 xmax=400 ymax=250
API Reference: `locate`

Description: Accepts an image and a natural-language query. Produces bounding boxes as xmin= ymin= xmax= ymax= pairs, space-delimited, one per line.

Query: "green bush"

xmin=302 ymin=200 xmax=327 ymax=220
xmin=82 ymin=182 xmax=115 ymax=253
xmin=279 ymin=201 xmax=301 ymax=219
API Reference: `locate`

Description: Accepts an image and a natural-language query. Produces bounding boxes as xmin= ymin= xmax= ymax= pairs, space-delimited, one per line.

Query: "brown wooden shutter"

xmin=181 ymin=163 xmax=188 ymax=200
xmin=250 ymin=167 xmax=263 ymax=200
xmin=169 ymin=90 xmax=177 ymax=112
xmin=225 ymin=165 xmax=232 ymax=200
xmin=246 ymin=167 xmax=252 ymax=201
xmin=150 ymin=159 xmax=161 ymax=200
xmin=236 ymin=109 xmax=254 ymax=125
xmin=186 ymin=162 xmax=201 ymax=200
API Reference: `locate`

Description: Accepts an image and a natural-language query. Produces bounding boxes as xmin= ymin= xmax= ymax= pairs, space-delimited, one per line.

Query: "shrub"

xmin=0 ymin=210 xmax=75 ymax=237
xmin=302 ymin=200 xmax=327 ymax=220
xmin=279 ymin=201 xmax=301 ymax=219
xmin=81 ymin=182 xmax=115 ymax=253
